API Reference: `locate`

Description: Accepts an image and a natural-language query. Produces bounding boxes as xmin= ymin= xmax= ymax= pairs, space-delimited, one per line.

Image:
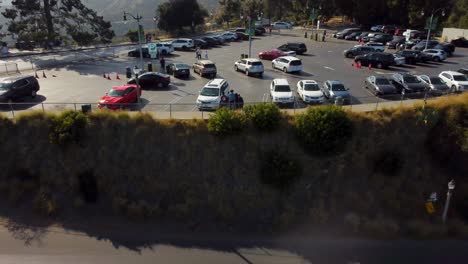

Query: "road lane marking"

xmin=324 ymin=66 xmax=335 ymax=71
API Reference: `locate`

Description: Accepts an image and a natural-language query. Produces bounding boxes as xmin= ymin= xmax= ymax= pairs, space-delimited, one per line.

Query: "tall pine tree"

xmin=2 ymin=0 xmax=115 ymax=46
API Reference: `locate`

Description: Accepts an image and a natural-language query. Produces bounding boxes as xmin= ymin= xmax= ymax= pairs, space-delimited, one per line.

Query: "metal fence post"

xmin=5 ymin=64 xmax=8 ymax=74
xmin=41 ymin=103 xmax=45 ymax=112
xmin=169 ymin=104 xmax=172 ymax=119
xmin=9 ymin=102 xmax=14 ymax=118
xmin=74 ymin=103 xmax=77 ymax=111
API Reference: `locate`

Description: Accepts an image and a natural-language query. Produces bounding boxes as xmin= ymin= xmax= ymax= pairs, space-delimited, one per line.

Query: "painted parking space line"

xmin=324 ymin=66 xmax=335 ymax=71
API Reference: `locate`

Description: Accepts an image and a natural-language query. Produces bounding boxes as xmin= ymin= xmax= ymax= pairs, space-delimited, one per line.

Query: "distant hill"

xmin=82 ymin=0 xmax=219 ymax=36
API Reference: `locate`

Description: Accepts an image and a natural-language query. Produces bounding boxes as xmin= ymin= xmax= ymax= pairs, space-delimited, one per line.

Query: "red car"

xmin=98 ymin=84 xmax=141 ymax=110
xmin=258 ymin=49 xmax=288 ymax=60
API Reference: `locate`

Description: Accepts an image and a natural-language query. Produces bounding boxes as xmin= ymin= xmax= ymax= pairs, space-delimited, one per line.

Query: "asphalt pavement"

xmin=1 ymin=30 xmax=467 ymax=115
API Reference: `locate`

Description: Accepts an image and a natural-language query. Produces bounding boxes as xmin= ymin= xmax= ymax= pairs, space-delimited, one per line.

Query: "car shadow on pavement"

xmin=0 ymin=95 xmax=47 ymax=112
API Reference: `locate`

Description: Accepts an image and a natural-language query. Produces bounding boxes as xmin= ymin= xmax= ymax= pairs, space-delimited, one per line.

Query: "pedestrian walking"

xmin=195 ymin=47 xmax=201 ymax=60
xmin=204 ymin=50 xmax=209 ymax=59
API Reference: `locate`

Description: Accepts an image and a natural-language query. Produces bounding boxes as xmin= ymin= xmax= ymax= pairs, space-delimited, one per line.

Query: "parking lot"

xmin=1 ymin=29 xmax=467 ymax=114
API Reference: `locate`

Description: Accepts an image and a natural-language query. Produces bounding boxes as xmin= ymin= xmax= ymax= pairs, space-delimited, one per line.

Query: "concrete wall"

xmin=442 ymin=28 xmax=468 ymax=42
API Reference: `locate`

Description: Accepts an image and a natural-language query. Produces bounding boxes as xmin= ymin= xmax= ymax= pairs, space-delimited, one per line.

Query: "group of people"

xmin=195 ymin=47 xmax=209 ymax=60
xmin=220 ymin=90 xmax=244 ymax=109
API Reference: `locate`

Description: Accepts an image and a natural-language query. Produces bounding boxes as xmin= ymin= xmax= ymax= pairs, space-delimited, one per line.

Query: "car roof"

xmin=302 ymin=80 xmax=318 ymax=84
xmin=198 ymin=60 xmax=215 ymax=64
xmin=280 ymin=56 xmax=300 ymax=60
xmin=244 ymin=58 xmax=261 ymax=62
xmin=273 ymin=79 xmax=289 ymax=85
xmin=112 ymin=84 xmax=136 ymax=91
xmin=206 ymin=78 xmax=226 ymax=87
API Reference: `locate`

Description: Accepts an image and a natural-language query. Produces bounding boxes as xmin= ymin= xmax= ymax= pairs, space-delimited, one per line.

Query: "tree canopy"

xmin=157 ymin=0 xmax=209 ymax=33
xmin=2 ymin=0 xmax=115 ymax=46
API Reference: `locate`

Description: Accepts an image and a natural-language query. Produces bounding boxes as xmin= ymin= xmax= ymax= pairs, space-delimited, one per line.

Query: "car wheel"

xmin=272 ymin=63 xmax=275 ymax=69
xmin=245 ymin=70 xmax=249 ymax=76
xmin=346 ymin=53 xmax=353 ymax=58
xmin=258 ymin=72 xmax=263 ymax=78
xmin=451 ymin=85 xmax=457 ymax=93
xmin=259 ymin=55 xmax=263 ymax=59
xmin=182 ymin=46 xmax=187 ymax=50
xmin=283 ymin=67 xmax=287 ymax=73
xmin=377 ymin=63 xmax=383 ymax=69
xmin=434 ymin=56 xmax=441 ymax=62
xmin=162 ymin=50 xmax=167 ymax=55
xmin=31 ymin=90 xmax=37 ymax=98
xmin=158 ymin=82 xmax=164 ymax=88
xmin=234 ymin=65 xmax=238 ymax=72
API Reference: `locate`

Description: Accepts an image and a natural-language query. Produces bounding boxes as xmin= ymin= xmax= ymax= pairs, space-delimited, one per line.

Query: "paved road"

xmin=1 ymin=30 xmax=467 ymax=115
xmin=1 ymin=222 xmax=467 ymax=264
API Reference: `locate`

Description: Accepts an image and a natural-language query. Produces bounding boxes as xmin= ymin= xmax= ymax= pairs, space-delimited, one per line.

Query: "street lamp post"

xmin=422 ymin=8 xmax=445 ymax=50
xmin=442 ymin=180 xmax=456 ymax=224
xmin=124 ymin=11 xmax=144 ymax=70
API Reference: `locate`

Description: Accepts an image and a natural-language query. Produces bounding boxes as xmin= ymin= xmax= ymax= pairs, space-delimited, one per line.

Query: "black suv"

xmin=354 ymin=52 xmax=394 ymax=69
xmin=278 ymin=42 xmax=307 ymax=55
xmin=390 ymin=73 xmax=429 ymax=94
xmin=343 ymin=46 xmax=375 ymax=58
xmin=0 ymin=75 xmax=40 ymax=103
xmin=128 ymin=48 xmax=150 ymax=58
xmin=396 ymin=50 xmax=431 ymax=64
xmin=371 ymin=34 xmax=394 ymax=44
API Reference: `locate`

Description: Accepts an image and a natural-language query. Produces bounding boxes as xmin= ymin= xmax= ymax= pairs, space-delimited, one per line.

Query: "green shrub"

xmin=362 ymin=218 xmax=400 ymax=238
xmin=207 ymin=107 xmax=245 ymax=137
xmin=244 ymin=103 xmax=282 ymax=131
xmin=259 ymin=150 xmax=302 ymax=191
xmin=294 ymin=105 xmax=353 ymax=155
xmin=49 ymin=110 xmax=88 ymax=145
xmin=406 ymin=220 xmax=448 ymax=238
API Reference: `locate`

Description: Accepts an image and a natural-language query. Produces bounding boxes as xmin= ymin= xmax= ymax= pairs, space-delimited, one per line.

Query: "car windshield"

xmin=0 ymin=82 xmax=12 ymax=90
xmin=304 ymin=83 xmax=320 ymax=91
xmin=290 ymin=60 xmax=302 ymax=66
xmin=375 ymin=78 xmax=390 ymax=85
xmin=200 ymin=87 xmax=219 ymax=96
xmin=108 ymin=89 xmax=124 ymax=97
xmin=403 ymin=76 xmax=421 ymax=83
xmin=175 ymin=64 xmax=189 ymax=69
xmin=430 ymin=77 xmax=445 ymax=84
xmin=251 ymin=61 xmax=263 ymax=66
xmin=331 ymin=84 xmax=346 ymax=91
xmin=275 ymin=85 xmax=291 ymax=92
xmin=204 ymin=64 xmax=216 ymax=68
xmin=454 ymin=75 xmax=468 ymax=81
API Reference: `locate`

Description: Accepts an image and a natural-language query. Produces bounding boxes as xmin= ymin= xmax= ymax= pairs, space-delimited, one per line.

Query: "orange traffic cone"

xmin=42 ymin=71 xmax=47 ymax=78
xmin=116 ymin=73 xmax=121 ymax=80
xmin=35 ymin=71 xmax=39 ymax=79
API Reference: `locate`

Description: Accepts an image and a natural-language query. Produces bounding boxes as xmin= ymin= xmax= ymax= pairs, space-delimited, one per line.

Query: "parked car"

xmin=196 ymin=79 xmax=229 ymax=110
xmin=322 ymin=80 xmax=351 ymax=104
xmin=371 ymin=25 xmax=383 ymax=32
xmin=422 ymin=49 xmax=447 ymax=62
xmin=127 ymin=72 xmax=170 ymax=89
xmin=354 ymin=52 xmax=395 ymax=69
xmin=193 ymin=60 xmax=217 ymax=78
xmin=270 ymin=79 xmax=295 ymax=107
xmin=371 ymin=34 xmax=394 ymax=44
xmin=394 ymin=28 xmax=407 ymax=36
xmin=390 ymin=73 xmax=429 ymax=94
xmin=382 ymin=25 xmax=397 ymax=34
xmin=277 ymin=42 xmax=307 ymax=55
xmin=458 ymin=68 xmax=468 ymax=76
xmin=15 ymin=41 xmax=35 ymax=51
xmin=193 ymin=39 xmax=210 ymax=49
xmin=345 ymin=31 xmax=362 ymax=40
xmin=433 ymin=43 xmax=455 ymax=56
xmin=210 ymin=35 xmax=226 ymax=44
xmin=234 ymin=58 xmax=264 ymax=77
xmin=439 ymin=71 xmax=468 ymax=93
xmin=258 ymin=49 xmax=289 ymax=60
xmin=343 ymin=46 xmax=375 ymax=58
xmin=128 ymin=47 xmax=149 ymax=58
xmin=356 ymin=32 xmax=371 ymax=41
xmin=363 ymin=42 xmax=385 ymax=52
xmin=171 ymin=38 xmax=194 ymax=50
xmin=255 ymin=26 xmax=267 ymax=34
xmin=296 ymin=80 xmax=325 ymax=104
xmin=155 ymin=42 xmax=174 ymax=55
xmin=386 ymin=36 xmax=406 ymax=49
xmin=412 ymin=40 xmax=439 ymax=51
xmin=233 ymin=32 xmax=249 ymax=40
xmin=396 ymin=50 xmax=431 ymax=64
xmin=0 ymin=75 xmax=40 ymax=103
xmin=166 ymin=63 xmax=191 ymax=78
xmin=418 ymin=75 xmax=450 ymax=96
xmin=201 ymin=36 xmax=219 ymax=46
xmin=272 ymin=22 xmax=292 ymax=29
xmin=335 ymin=28 xmax=361 ymax=39
xmin=364 ymin=76 xmax=398 ymax=96
xmin=451 ymin=37 xmax=468 ymax=48
xmin=234 ymin=28 xmax=246 ymax=33
xmin=220 ymin=32 xmax=238 ymax=41
xmin=272 ymin=56 xmax=303 ymax=73
xmin=393 ymin=54 xmax=406 ymax=66
xmin=98 ymin=84 xmax=141 ymax=110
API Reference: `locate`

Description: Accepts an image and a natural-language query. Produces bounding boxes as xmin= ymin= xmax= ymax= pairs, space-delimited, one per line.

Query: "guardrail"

xmin=0 ymin=92 xmax=448 ymax=119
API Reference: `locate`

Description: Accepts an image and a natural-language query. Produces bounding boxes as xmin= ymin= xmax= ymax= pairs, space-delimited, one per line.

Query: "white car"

xmin=364 ymin=42 xmax=385 ymax=52
xmin=171 ymin=38 xmax=194 ymax=50
xmin=272 ymin=22 xmax=292 ymax=29
xmin=393 ymin=54 xmax=406 ymax=66
xmin=234 ymin=58 xmax=264 ymax=77
xmin=270 ymin=79 xmax=295 ymax=106
xmin=439 ymin=71 xmax=468 ymax=93
xmin=155 ymin=42 xmax=174 ymax=55
xmin=196 ymin=79 xmax=229 ymax=110
xmin=296 ymin=80 xmax=325 ymax=104
xmin=272 ymin=56 xmax=302 ymax=73
xmin=220 ymin=32 xmax=237 ymax=41
xmin=422 ymin=49 xmax=447 ymax=62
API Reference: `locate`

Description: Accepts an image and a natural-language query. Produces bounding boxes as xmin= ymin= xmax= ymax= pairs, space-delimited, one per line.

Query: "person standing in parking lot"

xmin=160 ymin=56 xmax=165 ymax=72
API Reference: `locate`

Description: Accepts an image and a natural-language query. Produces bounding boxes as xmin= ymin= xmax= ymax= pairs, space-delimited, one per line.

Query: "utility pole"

xmin=124 ymin=11 xmax=144 ymax=70
xmin=422 ymin=8 xmax=445 ymax=50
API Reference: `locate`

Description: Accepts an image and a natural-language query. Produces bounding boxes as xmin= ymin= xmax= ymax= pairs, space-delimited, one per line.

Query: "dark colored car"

xmin=364 ymin=76 xmax=398 ymax=95
xmin=433 ymin=43 xmax=456 ymax=56
xmin=201 ymin=37 xmax=218 ymax=46
xmin=277 ymin=42 xmax=307 ymax=55
xmin=345 ymin=31 xmax=362 ymax=40
xmin=128 ymin=47 xmax=150 ymax=58
xmin=386 ymin=36 xmax=406 ymax=49
xmin=335 ymin=28 xmax=361 ymax=39
xmin=255 ymin=26 xmax=266 ymax=35
xmin=0 ymin=75 xmax=40 ymax=103
xmin=128 ymin=72 xmax=171 ymax=89
xmin=194 ymin=39 xmax=210 ymax=49
xmin=390 ymin=73 xmax=429 ymax=94
xmin=371 ymin=34 xmax=394 ymax=44
xmin=15 ymin=41 xmax=35 ymax=50
xmin=356 ymin=32 xmax=370 ymax=41
xmin=233 ymin=32 xmax=249 ymax=40
xmin=451 ymin=37 xmax=468 ymax=48
xmin=166 ymin=63 xmax=191 ymax=78
xmin=458 ymin=68 xmax=468 ymax=76
xmin=412 ymin=40 xmax=439 ymax=51
xmin=354 ymin=52 xmax=395 ymax=69
xmin=343 ymin=46 xmax=375 ymax=58
xmin=418 ymin=75 xmax=450 ymax=96
xmin=235 ymin=28 xmax=245 ymax=33
xmin=395 ymin=50 xmax=431 ymax=64
xmin=382 ymin=25 xmax=396 ymax=34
